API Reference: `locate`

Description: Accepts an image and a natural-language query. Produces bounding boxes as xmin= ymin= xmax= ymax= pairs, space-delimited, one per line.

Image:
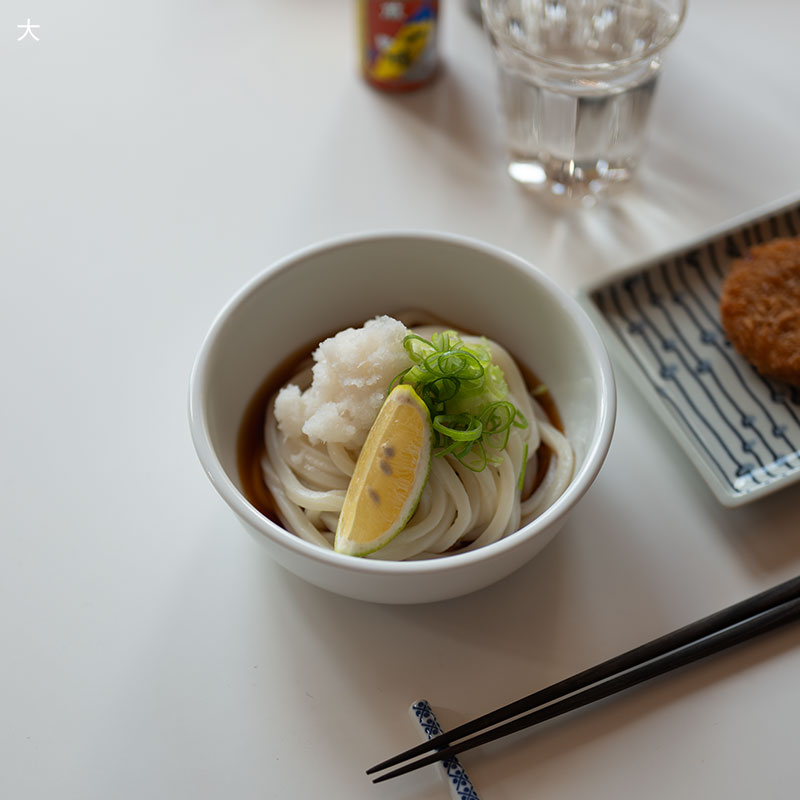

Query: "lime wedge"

xmin=334 ymin=385 xmax=432 ymax=557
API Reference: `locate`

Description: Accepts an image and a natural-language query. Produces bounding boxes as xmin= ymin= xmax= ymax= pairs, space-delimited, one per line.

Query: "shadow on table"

xmin=267 ymin=510 xmax=800 ymax=793
xmin=467 ymin=616 xmax=800 ymax=787
xmin=611 ymin=364 xmax=800 ymax=578
xmin=265 ymin=476 xmax=688 ymax=715
xmin=710 ymin=480 xmax=800 ymax=574
xmin=368 ymin=66 xmax=498 ymax=165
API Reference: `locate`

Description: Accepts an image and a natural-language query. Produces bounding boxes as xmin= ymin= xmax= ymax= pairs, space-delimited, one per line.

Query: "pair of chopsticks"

xmin=368 ymin=575 xmax=800 ymax=784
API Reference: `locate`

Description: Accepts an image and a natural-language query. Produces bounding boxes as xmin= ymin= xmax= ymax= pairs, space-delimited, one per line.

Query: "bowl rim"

xmin=188 ymin=229 xmax=616 ymax=576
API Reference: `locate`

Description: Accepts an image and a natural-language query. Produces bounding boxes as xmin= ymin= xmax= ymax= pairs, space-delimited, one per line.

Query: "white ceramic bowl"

xmin=189 ymin=232 xmax=615 ymax=604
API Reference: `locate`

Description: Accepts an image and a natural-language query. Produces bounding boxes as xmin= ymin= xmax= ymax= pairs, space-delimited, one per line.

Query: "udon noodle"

xmin=258 ymin=312 xmax=574 ymax=560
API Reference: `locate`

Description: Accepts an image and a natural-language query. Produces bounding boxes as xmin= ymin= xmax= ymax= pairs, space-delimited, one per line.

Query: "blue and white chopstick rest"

xmin=409 ymin=700 xmax=481 ymax=800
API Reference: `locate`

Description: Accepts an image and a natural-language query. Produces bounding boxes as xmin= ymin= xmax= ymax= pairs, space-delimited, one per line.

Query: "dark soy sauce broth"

xmin=237 ymin=325 xmax=565 ymax=526
xmin=237 ymin=341 xmax=317 ymax=525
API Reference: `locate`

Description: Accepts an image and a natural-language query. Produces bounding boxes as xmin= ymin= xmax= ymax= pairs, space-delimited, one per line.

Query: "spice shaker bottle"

xmin=357 ymin=1 xmax=440 ymax=91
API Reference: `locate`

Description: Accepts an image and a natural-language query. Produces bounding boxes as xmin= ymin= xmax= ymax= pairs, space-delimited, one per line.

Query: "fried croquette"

xmin=720 ymin=237 xmax=800 ymax=387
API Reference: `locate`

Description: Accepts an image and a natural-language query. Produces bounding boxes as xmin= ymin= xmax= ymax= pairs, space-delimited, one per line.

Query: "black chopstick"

xmin=368 ymin=575 xmax=800 ymax=783
xmin=372 ymin=595 xmax=800 ymax=783
xmin=369 ymin=575 xmax=800 ymax=777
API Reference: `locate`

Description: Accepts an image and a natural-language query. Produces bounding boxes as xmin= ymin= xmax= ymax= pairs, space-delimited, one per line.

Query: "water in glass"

xmin=484 ymin=0 xmax=684 ymax=202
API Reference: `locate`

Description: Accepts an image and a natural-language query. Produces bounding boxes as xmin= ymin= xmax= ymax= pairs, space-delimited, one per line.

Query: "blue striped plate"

xmin=578 ymin=196 xmax=800 ymax=506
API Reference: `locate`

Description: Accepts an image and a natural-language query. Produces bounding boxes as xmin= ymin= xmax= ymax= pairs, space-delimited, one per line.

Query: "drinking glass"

xmin=482 ymin=0 xmax=687 ymax=203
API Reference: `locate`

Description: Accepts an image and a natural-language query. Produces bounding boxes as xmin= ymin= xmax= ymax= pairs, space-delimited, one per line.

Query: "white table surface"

xmin=3 ymin=1 xmax=800 ymax=798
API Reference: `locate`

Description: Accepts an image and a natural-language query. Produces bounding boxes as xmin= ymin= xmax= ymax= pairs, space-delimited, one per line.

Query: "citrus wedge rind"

xmin=334 ymin=385 xmax=432 ymax=557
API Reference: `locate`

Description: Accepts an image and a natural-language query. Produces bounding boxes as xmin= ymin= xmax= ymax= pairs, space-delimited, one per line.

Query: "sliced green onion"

xmin=403 ymin=333 xmax=433 ymax=356
xmin=421 ymin=377 xmax=460 ymax=416
xmin=481 ymin=401 xmax=516 ymax=432
xmin=424 ymin=350 xmax=484 ymax=381
xmin=480 ymin=401 xmax=515 ymax=452
xmin=387 ymin=367 xmax=411 ymax=394
xmin=396 ymin=330 xmax=527 ymax=473
xmin=464 ymin=443 xmax=489 ymax=472
xmin=518 ymin=441 xmax=529 ymax=492
xmin=433 ymin=413 xmax=482 ymax=442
